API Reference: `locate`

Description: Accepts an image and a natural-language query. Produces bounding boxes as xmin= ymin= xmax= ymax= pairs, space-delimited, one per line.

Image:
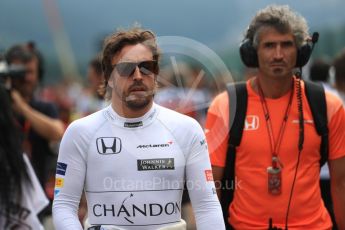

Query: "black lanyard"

xmin=257 ymin=78 xmax=294 ymax=169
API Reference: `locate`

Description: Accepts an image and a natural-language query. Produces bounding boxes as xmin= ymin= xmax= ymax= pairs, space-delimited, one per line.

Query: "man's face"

xmin=109 ymin=43 xmax=157 ymax=110
xmin=256 ymin=27 xmax=297 ymax=79
xmin=11 ymin=57 xmax=39 ymax=100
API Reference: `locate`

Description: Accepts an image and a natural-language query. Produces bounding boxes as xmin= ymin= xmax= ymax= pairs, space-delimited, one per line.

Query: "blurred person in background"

xmin=309 ymin=58 xmax=340 ymax=229
xmin=5 ymin=42 xmax=65 ymax=220
xmin=74 ymin=56 xmax=106 ymax=118
xmin=0 ymin=81 xmax=48 ymax=229
xmin=155 ymin=61 xmax=213 ymax=126
xmin=309 ymin=58 xmax=340 ymax=97
xmin=333 ymin=48 xmax=345 ymax=103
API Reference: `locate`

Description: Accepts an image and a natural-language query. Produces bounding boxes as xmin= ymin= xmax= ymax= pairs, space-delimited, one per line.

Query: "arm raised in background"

xmin=11 ymin=89 xmax=64 ymax=140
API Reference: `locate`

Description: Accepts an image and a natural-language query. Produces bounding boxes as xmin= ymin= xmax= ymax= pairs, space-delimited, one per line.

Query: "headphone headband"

xmin=239 ymin=32 xmax=319 ymax=68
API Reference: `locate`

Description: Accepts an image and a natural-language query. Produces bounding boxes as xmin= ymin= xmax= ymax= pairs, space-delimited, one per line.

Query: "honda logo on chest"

xmin=244 ymin=115 xmax=259 ymax=130
xmin=96 ymin=137 xmax=122 ymax=154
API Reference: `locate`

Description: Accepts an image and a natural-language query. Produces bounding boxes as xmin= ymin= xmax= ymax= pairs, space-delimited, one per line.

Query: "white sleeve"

xmin=185 ymin=120 xmax=225 ymax=230
xmin=52 ymin=121 xmax=88 ymax=230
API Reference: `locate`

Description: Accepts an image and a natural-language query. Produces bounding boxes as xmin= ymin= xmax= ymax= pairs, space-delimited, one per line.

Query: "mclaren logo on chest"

xmin=136 ymin=141 xmax=173 ymax=149
xmin=96 ymin=137 xmax=122 ymax=154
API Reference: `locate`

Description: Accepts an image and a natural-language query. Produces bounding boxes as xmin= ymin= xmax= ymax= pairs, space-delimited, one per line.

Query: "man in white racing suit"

xmin=52 ymin=27 xmax=225 ymax=230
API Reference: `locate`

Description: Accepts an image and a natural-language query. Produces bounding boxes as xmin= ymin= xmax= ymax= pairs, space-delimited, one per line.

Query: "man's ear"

xmin=108 ymin=76 xmax=114 ymax=88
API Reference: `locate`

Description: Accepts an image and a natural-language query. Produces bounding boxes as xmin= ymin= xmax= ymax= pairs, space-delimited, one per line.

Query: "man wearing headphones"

xmin=205 ymin=5 xmax=345 ymax=229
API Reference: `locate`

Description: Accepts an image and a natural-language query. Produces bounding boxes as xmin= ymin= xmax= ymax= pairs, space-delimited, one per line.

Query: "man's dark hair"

xmin=5 ymin=42 xmax=45 ymax=82
xmin=333 ymin=48 xmax=345 ymax=88
xmin=0 ymin=85 xmax=31 ymax=216
xmin=309 ymin=58 xmax=330 ymax=82
xmin=89 ymin=57 xmax=103 ymax=76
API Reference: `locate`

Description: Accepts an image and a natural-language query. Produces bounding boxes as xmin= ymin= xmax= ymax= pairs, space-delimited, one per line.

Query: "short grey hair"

xmin=245 ymin=5 xmax=309 ymax=49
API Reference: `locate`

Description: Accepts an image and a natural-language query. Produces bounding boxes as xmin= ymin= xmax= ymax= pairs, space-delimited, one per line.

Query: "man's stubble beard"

xmin=125 ymin=92 xmax=154 ymax=110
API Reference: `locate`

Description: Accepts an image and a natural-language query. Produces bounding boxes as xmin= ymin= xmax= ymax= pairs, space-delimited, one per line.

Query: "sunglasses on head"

xmin=113 ymin=60 xmax=158 ymax=77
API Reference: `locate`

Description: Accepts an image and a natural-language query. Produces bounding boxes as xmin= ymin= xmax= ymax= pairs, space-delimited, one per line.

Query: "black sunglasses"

xmin=113 ymin=60 xmax=158 ymax=77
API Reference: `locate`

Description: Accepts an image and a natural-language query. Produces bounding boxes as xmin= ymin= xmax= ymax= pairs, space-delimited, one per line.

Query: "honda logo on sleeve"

xmin=96 ymin=137 xmax=122 ymax=154
xmin=244 ymin=115 xmax=259 ymax=130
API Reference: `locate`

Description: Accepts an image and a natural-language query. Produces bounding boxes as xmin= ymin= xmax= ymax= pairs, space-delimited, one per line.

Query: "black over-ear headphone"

xmin=239 ymin=32 xmax=319 ymax=68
